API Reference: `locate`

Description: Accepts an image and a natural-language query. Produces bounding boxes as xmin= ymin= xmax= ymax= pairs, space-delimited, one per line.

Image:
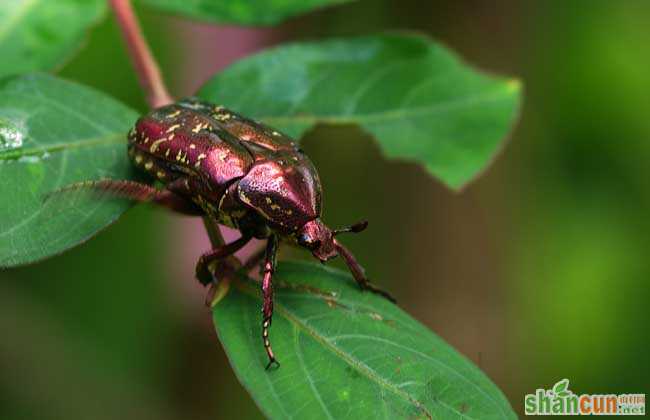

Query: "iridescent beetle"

xmin=68 ymin=98 xmax=394 ymax=368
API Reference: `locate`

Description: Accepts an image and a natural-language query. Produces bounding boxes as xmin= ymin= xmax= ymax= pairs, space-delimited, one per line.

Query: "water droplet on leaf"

xmin=0 ymin=118 xmax=24 ymax=151
xmin=17 ymin=152 xmax=49 ymax=164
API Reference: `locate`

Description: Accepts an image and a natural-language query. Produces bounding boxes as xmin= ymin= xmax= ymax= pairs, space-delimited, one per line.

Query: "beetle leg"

xmin=333 ymin=239 xmax=397 ymax=303
xmin=46 ymin=179 xmax=202 ymax=215
xmin=261 ymin=235 xmax=280 ymax=370
xmin=195 ymin=234 xmax=252 ymax=286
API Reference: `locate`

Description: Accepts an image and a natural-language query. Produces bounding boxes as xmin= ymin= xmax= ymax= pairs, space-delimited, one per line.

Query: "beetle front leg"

xmin=261 ymin=234 xmax=280 ymax=370
xmin=334 ymin=239 xmax=396 ymax=303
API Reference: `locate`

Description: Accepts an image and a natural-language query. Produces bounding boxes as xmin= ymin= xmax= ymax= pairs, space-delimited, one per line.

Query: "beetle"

xmin=65 ymin=98 xmax=394 ymax=369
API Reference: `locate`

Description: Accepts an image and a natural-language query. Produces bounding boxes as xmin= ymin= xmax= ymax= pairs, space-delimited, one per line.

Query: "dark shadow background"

xmin=1 ymin=0 xmax=649 ymax=418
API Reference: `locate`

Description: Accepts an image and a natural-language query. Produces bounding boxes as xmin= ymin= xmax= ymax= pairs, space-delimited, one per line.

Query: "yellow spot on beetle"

xmin=195 ymin=153 xmax=207 ymax=167
xmin=134 ymin=154 xmax=143 ymax=164
xmin=167 ymin=110 xmax=181 ymax=118
xmin=149 ymin=138 xmax=168 ymax=153
xmin=144 ymin=161 xmax=153 ymax=170
xmin=166 ymin=124 xmax=180 ymax=133
xmin=239 ymin=191 xmax=251 ymax=205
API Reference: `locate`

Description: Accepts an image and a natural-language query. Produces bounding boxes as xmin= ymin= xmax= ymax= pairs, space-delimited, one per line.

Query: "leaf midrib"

xmin=273 ymin=266 xmax=508 ymax=419
xmin=234 ymin=280 xmax=437 ymax=419
xmin=0 ymin=133 xmax=125 ymax=161
xmin=257 ymin=82 xmax=515 ymax=127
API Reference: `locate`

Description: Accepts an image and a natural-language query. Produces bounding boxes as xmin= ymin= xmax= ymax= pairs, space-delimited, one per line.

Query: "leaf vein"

xmin=0 ymin=133 xmax=124 ymax=161
xmin=236 ymin=281 xmax=434 ymax=420
xmin=293 ymin=324 xmax=334 ymax=420
xmin=261 ymin=88 xmax=510 ymax=127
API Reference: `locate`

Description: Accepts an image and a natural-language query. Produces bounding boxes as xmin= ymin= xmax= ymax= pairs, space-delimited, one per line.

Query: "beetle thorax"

xmin=236 ymin=153 xmax=322 ymax=232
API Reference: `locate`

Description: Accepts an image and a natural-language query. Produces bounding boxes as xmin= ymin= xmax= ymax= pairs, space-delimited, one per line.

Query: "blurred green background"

xmin=1 ymin=0 xmax=648 ymax=418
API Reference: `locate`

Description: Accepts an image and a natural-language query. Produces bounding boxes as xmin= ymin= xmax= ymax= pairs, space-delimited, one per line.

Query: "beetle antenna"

xmin=333 ymin=220 xmax=368 ymax=236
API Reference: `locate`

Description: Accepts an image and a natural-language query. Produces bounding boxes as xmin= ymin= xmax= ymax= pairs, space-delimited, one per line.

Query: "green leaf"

xmin=139 ymin=0 xmax=354 ymax=26
xmin=0 ymin=73 xmax=138 ymax=267
xmin=213 ymin=261 xmax=516 ymax=419
xmin=553 ymin=379 xmax=570 ymax=397
xmin=199 ymin=34 xmax=521 ymax=190
xmin=0 ymin=0 xmax=106 ymax=78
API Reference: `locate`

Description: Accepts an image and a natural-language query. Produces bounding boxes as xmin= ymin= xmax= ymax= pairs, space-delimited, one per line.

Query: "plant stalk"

xmin=203 ymin=216 xmax=225 ymax=248
xmin=108 ymin=0 xmax=173 ymax=108
xmin=109 ymin=0 xmax=226 ymax=249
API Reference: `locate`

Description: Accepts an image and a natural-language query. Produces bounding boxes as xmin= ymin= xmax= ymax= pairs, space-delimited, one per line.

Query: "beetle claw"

xmin=265 ymin=358 xmax=280 ymax=370
xmin=360 ymin=281 xmax=397 ymax=304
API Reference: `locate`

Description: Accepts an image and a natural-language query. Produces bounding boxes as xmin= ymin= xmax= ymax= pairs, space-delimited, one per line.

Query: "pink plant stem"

xmin=109 ymin=0 xmax=225 ymax=251
xmin=108 ymin=0 xmax=173 ymax=109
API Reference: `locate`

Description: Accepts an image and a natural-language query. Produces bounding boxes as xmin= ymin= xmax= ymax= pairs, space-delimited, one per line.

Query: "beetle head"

xmin=296 ymin=219 xmax=368 ymax=262
xmin=296 ymin=219 xmax=335 ymax=261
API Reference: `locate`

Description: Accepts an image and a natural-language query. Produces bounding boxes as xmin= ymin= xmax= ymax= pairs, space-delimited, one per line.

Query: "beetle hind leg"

xmin=45 ymin=179 xmax=203 ymax=216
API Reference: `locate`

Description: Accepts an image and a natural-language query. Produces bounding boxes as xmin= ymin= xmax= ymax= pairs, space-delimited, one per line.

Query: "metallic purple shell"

xmin=128 ymin=99 xmax=323 ymax=232
xmin=237 ymin=149 xmax=322 ymax=231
